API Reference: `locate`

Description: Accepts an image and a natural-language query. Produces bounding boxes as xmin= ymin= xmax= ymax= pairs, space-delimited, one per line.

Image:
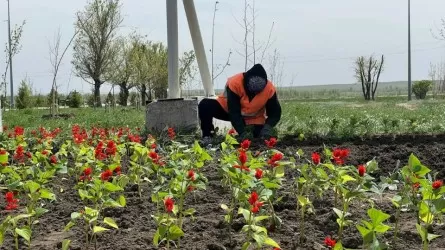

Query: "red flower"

xmin=106 ymin=140 xmax=117 ymax=156
xmin=164 ymin=197 xmax=174 ymax=213
xmin=187 ymin=170 xmax=195 ymax=181
xmin=100 ymin=169 xmax=113 ymax=181
xmin=332 ymin=148 xmax=349 ymax=165
xmin=324 ymin=236 xmax=336 ymax=248
xmin=239 ymin=150 xmax=248 ymax=165
xmin=248 ymin=191 xmax=263 ymax=213
xmin=255 ymin=168 xmax=263 ymax=179
xmin=0 ymin=149 xmax=6 ymax=155
xmin=50 ymin=155 xmax=57 ymax=164
xmin=14 ymin=145 xmax=25 ymax=162
xmin=151 ymin=143 xmax=157 ymax=149
xmin=264 ymin=137 xmax=277 ymax=148
xmin=42 ymin=150 xmax=49 ymax=155
xmin=80 ymin=167 xmax=93 ymax=182
xmin=187 ymin=185 xmax=194 ymax=192
xmin=432 ymin=180 xmax=443 ymax=190
xmin=312 ymin=152 xmax=321 ymax=165
xmin=14 ymin=126 xmax=24 ymax=137
xmin=273 ymin=248 xmax=281 ymax=250
xmin=413 ymin=182 xmax=420 ymax=190
xmin=5 ymin=191 xmax=14 ymax=202
xmin=4 ymin=191 xmax=19 ymax=210
xmin=358 ymin=165 xmax=366 ymax=177
xmin=228 ymin=128 xmax=236 ymax=135
xmin=84 ymin=167 xmax=92 ymax=176
xmin=240 ymin=139 xmax=251 ymax=150
xmin=168 ymin=127 xmax=176 ymax=140
xmin=114 ymin=166 xmax=121 ymax=175
xmin=267 ymin=152 xmax=283 ymax=167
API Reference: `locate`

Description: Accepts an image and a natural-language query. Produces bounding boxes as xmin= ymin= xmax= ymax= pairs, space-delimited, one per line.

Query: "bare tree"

xmin=232 ymin=0 xmax=275 ymax=70
xmin=211 ymin=1 xmax=231 ymax=83
xmin=1 ymin=20 xmax=26 ymax=108
xmin=72 ymin=0 xmax=123 ymax=107
xmin=429 ymin=61 xmax=445 ymax=96
xmin=354 ymin=55 xmax=385 ymax=101
xmin=48 ymin=28 xmax=78 ymax=116
xmin=267 ymin=49 xmax=284 ymax=86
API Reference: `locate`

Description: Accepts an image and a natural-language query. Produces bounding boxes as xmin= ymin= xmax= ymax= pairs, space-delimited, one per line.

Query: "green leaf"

xmin=220 ymin=204 xmax=229 ymax=211
xmin=39 ymin=189 xmax=56 ymax=200
xmin=93 ymin=226 xmax=109 ymax=234
xmin=264 ymin=237 xmax=280 ymax=247
xmin=64 ymin=221 xmax=75 ymax=232
xmin=183 ymin=208 xmax=196 ymax=216
xmin=62 ymin=239 xmax=71 ymax=250
xmin=254 ymin=216 xmax=270 ymax=222
xmin=333 ymin=208 xmax=343 ymax=218
xmin=427 ymin=233 xmax=441 ymax=242
xmin=341 ymin=174 xmax=356 ymax=184
xmin=416 ymin=224 xmax=426 ymax=242
xmin=409 ymin=154 xmax=430 ymax=176
xmin=275 ymin=165 xmax=285 ymax=178
xmin=15 ymin=227 xmax=31 ymax=242
xmin=24 ymin=181 xmax=40 ymax=193
xmin=34 ymin=207 xmax=49 ymax=217
xmin=103 ymin=217 xmax=118 ymax=229
xmin=168 ymin=225 xmax=184 ymax=240
xmin=356 ymin=224 xmax=373 ymax=243
xmin=241 ymin=242 xmax=251 ymax=250
xmin=118 ymin=195 xmax=126 ymax=207
xmin=297 ymin=195 xmax=311 ymax=207
xmin=103 ymin=182 xmax=123 ymax=192
xmin=367 ymin=208 xmax=390 ymax=225
xmin=71 ymin=212 xmax=82 ymax=220
xmin=252 ymin=233 xmax=266 ymax=245
xmin=374 ymin=224 xmax=391 ymax=233
xmin=0 ymin=153 xmax=8 ymax=164
xmin=78 ymin=189 xmax=92 ymax=200
xmin=238 ymin=207 xmax=251 ymax=222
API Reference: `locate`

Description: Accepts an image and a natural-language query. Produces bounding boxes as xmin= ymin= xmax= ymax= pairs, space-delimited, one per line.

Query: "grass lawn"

xmin=2 ymin=97 xmax=445 ymax=139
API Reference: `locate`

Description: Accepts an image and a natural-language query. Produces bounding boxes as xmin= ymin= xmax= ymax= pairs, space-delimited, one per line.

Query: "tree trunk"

xmin=94 ymin=79 xmax=102 ymax=108
xmin=119 ymin=82 xmax=129 ymax=106
xmin=141 ymin=84 xmax=146 ymax=106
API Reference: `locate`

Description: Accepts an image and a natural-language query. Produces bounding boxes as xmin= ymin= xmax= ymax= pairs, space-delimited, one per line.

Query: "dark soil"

xmin=2 ymin=135 xmax=445 ymax=250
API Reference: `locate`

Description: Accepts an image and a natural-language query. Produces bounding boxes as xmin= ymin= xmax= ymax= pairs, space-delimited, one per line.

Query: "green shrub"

xmin=67 ymin=90 xmax=82 ymax=108
xmin=16 ymin=80 xmax=33 ymax=109
xmin=412 ymin=80 xmax=432 ymax=100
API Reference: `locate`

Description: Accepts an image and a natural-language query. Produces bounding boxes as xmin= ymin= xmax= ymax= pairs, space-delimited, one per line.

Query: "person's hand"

xmin=259 ymin=124 xmax=273 ymax=139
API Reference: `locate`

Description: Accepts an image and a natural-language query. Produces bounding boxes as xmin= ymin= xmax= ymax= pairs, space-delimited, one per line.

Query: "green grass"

xmin=2 ymin=107 xmax=145 ymax=131
xmin=3 ymin=97 xmax=445 ymax=140
xmin=278 ymin=98 xmax=445 ymax=138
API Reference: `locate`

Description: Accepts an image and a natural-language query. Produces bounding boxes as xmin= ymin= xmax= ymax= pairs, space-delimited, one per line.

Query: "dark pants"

xmin=198 ymin=98 xmax=263 ymax=137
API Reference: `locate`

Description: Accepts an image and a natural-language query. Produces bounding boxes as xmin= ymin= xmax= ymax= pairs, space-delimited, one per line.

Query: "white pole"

xmin=183 ymin=0 xmax=214 ymax=97
xmin=0 ymin=100 xmax=2 ymax=133
xmin=408 ymin=0 xmax=412 ymax=101
xmin=167 ymin=0 xmax=180 ymax=99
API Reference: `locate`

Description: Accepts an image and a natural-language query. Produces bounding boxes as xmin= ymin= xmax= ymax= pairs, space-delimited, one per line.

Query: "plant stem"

xmin=14 ymin=233 xmax=19 ymax=250
xmin=300 ymin=204 xmax=305 ymax=244
xmin=166 ymin=213 xmax=170 ymax=250
xmin=393 ymin=206 xmax=401 ymax=244
xmin=338 ymin=198 xmax=349 ymax=242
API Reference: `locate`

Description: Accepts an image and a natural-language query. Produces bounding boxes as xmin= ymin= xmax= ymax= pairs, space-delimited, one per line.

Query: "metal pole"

xmin=183 ymin=0 xmax=214 ymax=97
xmin=408 ymin=0 xmax=412 ymax=101
xmin=167 ymin=0 xmax=180 ymax=99
xmin=7 ymin=0 xmax=14 ymax=108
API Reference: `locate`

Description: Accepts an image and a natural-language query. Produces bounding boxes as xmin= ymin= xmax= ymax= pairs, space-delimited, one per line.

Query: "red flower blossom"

xmin=14 ymin=126 xmax=24 ymax=137
xmin=50 ymin=155 xmax=57 ymax=164
xmin=248 ymin=191 xmax=264 ymax=213
xmin=151 ymin=143 xmax=157 ymax=149
xmin=432 ymin=180 xmax=443 ymax=190
xmin=106 ymin=140 xmax=117 ymax=156
xmin=168 ymin=127 xmax=176 ymax=140
xmin=100 ymin=169 xmax=113 ymax=181
xmin=187 ymin=185 xmax=194 ymax=192
xmin=413 ymin=182 xmax=420 ymax=190
xmin=188 ymin=170 xmax=195 ymax=181
xmin=332 ymin=148 xmax=349 ymax=165
xmin=358 ymin=165 xmax=366 ymax=177
xmin=324 ymin=236 xmax=336 ymax=248
xmin=239 ymin=150 xmax=248 ymax=165
xmin=14 ymin=145 xmax=25 ymax=162
xmin=240 ymin=139 xmax=251 ymax=150
xmin=80 ymin=167 xmax=93 ymax=182
xmin=4 ymin=191 xmax=19 ymax=210
xmin=267 ymin=152 xmax=283 ymax=167
xmin=42 ymin=150 xmax=49 ymax=155
xmin=255 ymin=168 xmax=263 ymax=179
xmin=114 ymin=166 xmax=121 ymax=175
xmin=164 ymin=197 xmax=174 ymax=213
xmin=0 ymin=149 xmax=7 ymax=155
xmin=312 ymin=152 xmax=321 ymax=165
xmin=94 ymin=141 xmax=107 ymax=160
xmin=264 ymin=137 xmax=277 ymax=148
xmin=228 ymin=128 xmax=236 ymax=135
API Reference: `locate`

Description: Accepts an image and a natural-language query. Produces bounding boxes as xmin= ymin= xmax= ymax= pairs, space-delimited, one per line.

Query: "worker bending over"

xmin=198 ymin=63 xmax=282 ymax=144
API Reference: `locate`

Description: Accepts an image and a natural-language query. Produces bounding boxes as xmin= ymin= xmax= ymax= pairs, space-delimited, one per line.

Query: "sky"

xmin=1 ymin=0 xmax=445 ymax=95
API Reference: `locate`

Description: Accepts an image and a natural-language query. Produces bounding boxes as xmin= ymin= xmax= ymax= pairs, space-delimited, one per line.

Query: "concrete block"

xmin=145 ymin=97 xmax=233 ymax=134
xmin=145 ymin=98 xmax=199 ymax=133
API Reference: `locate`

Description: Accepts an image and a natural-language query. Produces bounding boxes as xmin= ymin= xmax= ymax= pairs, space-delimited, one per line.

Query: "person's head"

xmin=244 ymin=64 xmax=268 ymax=94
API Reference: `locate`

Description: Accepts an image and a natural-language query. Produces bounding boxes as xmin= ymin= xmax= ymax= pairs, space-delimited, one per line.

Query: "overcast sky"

xmin=1 ymin=0 xmax=445 ymax=95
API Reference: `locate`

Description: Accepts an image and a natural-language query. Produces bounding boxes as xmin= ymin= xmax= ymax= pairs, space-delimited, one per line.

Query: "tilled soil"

xmin=2 ymin=135 xmax=445 ymax=250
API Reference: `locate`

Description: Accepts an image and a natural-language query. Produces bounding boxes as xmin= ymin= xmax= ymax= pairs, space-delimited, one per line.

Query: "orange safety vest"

xmin=217 ymin=73 xmax=276 ymax=125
